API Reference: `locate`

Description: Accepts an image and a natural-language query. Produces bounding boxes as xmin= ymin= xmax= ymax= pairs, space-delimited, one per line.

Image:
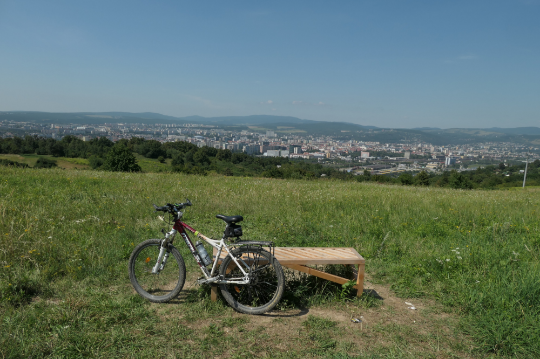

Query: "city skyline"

xmin=1 ymin=1 xmax=539 ymax=129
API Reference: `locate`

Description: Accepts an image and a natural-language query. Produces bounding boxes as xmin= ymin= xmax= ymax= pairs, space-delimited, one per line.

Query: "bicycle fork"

xmin=151 ymin=246 xmax=169 ymax=274
xmin=151 ymin=229 xmax=176 ymax=274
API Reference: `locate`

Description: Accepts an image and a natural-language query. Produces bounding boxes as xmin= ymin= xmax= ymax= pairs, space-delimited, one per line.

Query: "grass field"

xmin=1 ymin=167 xmax=539 ymax=358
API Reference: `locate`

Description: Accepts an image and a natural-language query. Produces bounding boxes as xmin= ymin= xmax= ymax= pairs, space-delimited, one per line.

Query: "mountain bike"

xmin=128 ymin=200 xmax=285 ymax=315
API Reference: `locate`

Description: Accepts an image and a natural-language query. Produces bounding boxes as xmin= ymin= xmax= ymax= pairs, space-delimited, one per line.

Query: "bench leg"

xmin=211 ymin=285 xmax=218 ymax=301
xmin=356 ymin=262 xmax=365 ymax=297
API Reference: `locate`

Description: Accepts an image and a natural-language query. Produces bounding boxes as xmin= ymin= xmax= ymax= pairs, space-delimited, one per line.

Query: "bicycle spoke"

xmin=220 ymin=246 xmax=284 ymax=314
xmin=129 ymin=239 xmax=186 ymax=303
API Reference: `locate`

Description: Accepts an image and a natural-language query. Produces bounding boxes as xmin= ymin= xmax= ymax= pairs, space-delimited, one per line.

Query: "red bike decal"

xmin=175 ymin=221 xmax=205 ymax=268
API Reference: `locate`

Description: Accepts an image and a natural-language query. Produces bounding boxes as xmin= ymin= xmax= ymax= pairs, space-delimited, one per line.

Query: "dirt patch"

xmin=147 ymin=271 xmax=475 ymax=357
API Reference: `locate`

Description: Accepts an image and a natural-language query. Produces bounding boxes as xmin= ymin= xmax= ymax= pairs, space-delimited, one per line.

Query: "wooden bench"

xmin=211 ymin=247 xmax=365 ymax=301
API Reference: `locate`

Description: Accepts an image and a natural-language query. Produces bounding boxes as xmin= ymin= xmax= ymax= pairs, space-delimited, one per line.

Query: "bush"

xmin=0 ymin=159 xmax=28 ymax=168
xmin=34 ymin=157 xmax=57 ymax=169
xmin=88 ymin=155 xmax=104 ymax=169
xmin=415 ymin=170 xmax=430 ymax=186
xmin=449 ymin=170 xmax=473 ymax=189
xmin=102 ymin=144 xmax=141 ymax=172
xmin=398 ymin=172 xmax=414 ymax=185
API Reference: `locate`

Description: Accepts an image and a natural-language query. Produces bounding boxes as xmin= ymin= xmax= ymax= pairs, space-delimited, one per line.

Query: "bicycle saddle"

xmin=216 ymin=214 xmax=243 ymax=224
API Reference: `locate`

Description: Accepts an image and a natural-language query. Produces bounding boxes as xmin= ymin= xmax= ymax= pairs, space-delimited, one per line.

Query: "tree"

xmin=216 ymin=149 xmax=232 ymax=162
xmin=193 ymin=149 xmax=210 ymax=165
xmin=415 ymin=171 xmax=430 ymax=186
xmin=398 ymin=173 xmax=414 ymax=185
xmin=171 ymin=154 xmax=184 ymax=166
xmin=449 ymin=170 xmax=473 ymax=189
xmin=232 ymin=152 xmax=249 ymax=164
xmin=184 ymin=150 xmax=195 ymax=165
xmin=102 ymin=144 xmax=141 ymax=172
xmin=262 ymin=167 xmax=284 ymax=179
xmin=135 ymin=140 xmax=166 ymax=159
xmin=498 ymin=162 xmax=506 ymax=170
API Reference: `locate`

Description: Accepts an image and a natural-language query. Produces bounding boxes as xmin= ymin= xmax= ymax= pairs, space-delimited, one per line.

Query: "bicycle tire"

xmin=129 ymin=239 xmax=186 ymax=303
xmin=219 ymin=246 xmax=284 ymax=315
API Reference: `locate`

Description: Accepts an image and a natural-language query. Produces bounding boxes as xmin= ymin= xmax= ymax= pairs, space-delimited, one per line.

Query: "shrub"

xmin=34 ymin=157 xmax=57 ymax=169
xmin=88 ymin=155 xmax=104 ymax=169
xmin=102 ymin=144 xmax=141 ymax=172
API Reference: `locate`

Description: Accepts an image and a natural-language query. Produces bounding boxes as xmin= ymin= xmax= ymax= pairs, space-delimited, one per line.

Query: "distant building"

xmin=243 ymin=145 xmax=259 ymax=155
xmin=266 ymin=150 xmax=280 ymax=157
xmin=266 ymin=150 xmax=289 ymax=157
xmin=425 ymin=162 xmax=439 ymax=171
xmin=361 ymin=151 xmax=370 ymax=158
xmin=289 ymin=145 xmax=302 ymax=154
xmin=445 ymin=157 xmax=456 ymax=166
xmin=404 ymin=151 xmax=411 ymax=159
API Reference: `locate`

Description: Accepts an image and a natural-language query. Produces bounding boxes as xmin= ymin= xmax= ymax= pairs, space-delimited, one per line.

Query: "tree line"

xmin=1 ymin=135 xmax=538 ymax=189
xmin=359 ymin=161 xmax=540 ymax=189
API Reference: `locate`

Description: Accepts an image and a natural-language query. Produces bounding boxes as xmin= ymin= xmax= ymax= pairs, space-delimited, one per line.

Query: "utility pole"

xmin=523 ymin=156 xmax=529 ymax=188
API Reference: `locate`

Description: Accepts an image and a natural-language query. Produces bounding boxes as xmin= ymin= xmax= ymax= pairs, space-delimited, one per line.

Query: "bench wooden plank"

xmin=285 ymin=264 xmax=362 ymax=290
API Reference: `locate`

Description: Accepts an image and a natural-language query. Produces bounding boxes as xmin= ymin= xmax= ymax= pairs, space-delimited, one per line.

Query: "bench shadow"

xmin=362 ymin=288 xmax=384 ymax=300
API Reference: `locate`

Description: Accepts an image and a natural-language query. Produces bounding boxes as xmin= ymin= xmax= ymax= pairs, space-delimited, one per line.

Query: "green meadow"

xmin=1 ymin=166 xmax=539 ymax=358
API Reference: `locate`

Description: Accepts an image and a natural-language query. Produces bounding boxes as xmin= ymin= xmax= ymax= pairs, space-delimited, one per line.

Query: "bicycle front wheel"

xmin=129 ymin=239 xmax=186 ymax=303
xmin=219 ymin=246 xmax=284 ymax=315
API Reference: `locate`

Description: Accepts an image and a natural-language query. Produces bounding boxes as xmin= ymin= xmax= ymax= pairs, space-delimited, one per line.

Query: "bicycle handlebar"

xmin=153 ymin=199 xmax=192 ymax=213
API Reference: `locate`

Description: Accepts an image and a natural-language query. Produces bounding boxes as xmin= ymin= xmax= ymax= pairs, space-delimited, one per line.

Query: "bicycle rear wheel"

xmin=219 ymin=246 xmax=284 ymax=315
xmin=129 ymin=239 xmax=186 ymax=303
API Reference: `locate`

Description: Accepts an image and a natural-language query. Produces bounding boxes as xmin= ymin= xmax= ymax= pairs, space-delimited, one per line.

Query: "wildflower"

xmin=457 ymin=256 xmax=462 ymax=260
xmin=446 ymin=258 xmax=450 ymax=262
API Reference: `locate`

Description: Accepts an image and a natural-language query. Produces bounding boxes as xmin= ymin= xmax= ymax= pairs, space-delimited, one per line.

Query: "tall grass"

xmin=1 ymin=166 xmax=539 ymax=357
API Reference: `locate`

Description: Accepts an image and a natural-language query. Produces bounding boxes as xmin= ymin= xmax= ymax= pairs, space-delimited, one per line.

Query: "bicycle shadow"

xmin=155 ymin=287 xmax=310 ymax=318
xmin=261 ymin=308 xmax=310 ymax=318
xmin=155 ymin=288 xmax=200 ymax=305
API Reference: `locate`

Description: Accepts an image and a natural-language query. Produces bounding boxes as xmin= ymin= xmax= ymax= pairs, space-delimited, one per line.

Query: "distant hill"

xmin=187 ymin=115 xmax=317 ymax=125
xmin=0 ymin=111 xmax=184 ymax=124
xmin=488 ymin=127 xmax=540 ymax=136
xmin=0 ymin=112 xmax=319 ymax=126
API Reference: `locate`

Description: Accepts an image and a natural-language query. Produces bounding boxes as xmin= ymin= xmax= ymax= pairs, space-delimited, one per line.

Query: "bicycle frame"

xmin=153 ymin=214 xmax=250 ymax=285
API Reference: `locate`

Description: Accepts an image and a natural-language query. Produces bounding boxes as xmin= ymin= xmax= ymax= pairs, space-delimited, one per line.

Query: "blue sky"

xmin=1 ymin=0 xmax=539 ymax=128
